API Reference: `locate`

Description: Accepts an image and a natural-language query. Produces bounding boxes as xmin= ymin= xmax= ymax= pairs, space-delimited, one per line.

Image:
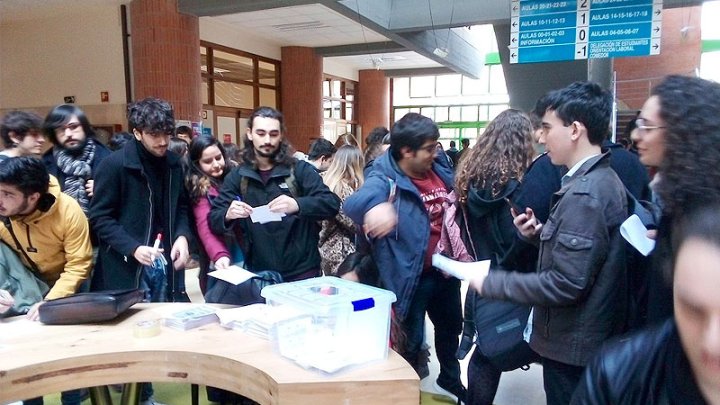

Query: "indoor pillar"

xmin=130 ymin=0 xmax=201 ymax=122
xmin=280 ymin=46 xmax=323 ymax=152
xmin=358 ymin=69 xmax=390 ymax=144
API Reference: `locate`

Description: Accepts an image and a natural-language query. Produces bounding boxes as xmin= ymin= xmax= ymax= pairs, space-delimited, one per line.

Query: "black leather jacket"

xmin=572 ymin=320 xmax=707 ymax=404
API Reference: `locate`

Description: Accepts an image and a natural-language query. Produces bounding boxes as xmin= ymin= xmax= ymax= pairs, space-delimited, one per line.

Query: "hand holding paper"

xmin=250 ymin=204 xmax=286 ymax=224
xmin=432 ymin=254 xmax=490 ymax=282
xmin=620 ymin=214 xmax=656 ymax=256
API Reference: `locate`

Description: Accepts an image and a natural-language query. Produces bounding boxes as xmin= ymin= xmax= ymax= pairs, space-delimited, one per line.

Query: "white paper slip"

xmin=250 ymin=204 xmax=286 ymax=224
xmin=431 ymin=254 xmax=490 ymax=281
xmin=208 ymin=265 xmax=256 ymax=285
xmin=621 ymin=214 xmax=656 ymax=256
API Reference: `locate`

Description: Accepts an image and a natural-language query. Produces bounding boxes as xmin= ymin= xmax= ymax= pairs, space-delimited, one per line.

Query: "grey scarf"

xmin=55 ymin=138 xmax=96 ymax=213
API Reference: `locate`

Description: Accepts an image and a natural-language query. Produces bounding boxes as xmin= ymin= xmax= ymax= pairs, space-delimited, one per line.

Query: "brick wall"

xmin=615 ymin=6 xmax=702 ymax=110
xmin=130 ymin=0 xmax=202 ymax=122
xmin=357 ymin=69 xmax=390 ymax=144
xmin=280 ymin=47 xmax=323 ymax=151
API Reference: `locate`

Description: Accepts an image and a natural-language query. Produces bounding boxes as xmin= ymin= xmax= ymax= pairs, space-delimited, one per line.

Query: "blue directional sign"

xmin=510 ymin=0 xmax=663 ymax=64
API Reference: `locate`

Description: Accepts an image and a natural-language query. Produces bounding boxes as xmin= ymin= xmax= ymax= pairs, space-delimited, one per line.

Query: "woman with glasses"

xmin=632 ymin=75 xmax=720 ymax=325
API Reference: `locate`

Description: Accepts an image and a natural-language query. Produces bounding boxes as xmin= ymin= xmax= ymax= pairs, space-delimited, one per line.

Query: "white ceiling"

xmin=211 ymin=4 xmax=442 ymax=71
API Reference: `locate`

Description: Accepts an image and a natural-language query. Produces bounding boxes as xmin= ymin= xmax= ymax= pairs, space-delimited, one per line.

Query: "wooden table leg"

xmin=119 ymin=383 xmax=141 ymax=405
xmin=89 ymin=386 xmax=113 ymax=405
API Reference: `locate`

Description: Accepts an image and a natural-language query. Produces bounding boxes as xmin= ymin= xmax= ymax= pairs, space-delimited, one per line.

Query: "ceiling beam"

xmin=383 ymin=67 xmax=455 ymax=77
xmin=329 ymin=0 xmax=483 ymax=78
xmin=178 ymin=0 xmax=318 ymax=16
xmin=315 ymin=41 xmax=405 ymax=57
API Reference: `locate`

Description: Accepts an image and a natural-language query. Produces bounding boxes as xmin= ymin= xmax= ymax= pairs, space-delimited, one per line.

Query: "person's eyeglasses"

xmin=635 ymin=118 xmax=666 ymax=132
xmin=56 ymin=122 xmax=82 ymax=132
xmin=418 ymin=143 xmax=437 ymax=154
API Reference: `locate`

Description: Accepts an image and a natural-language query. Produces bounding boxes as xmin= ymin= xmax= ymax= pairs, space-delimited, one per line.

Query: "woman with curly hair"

xmin=319 ymin=145 xmax=364 ymax=275
xmin=453 ymin=109 xmax=535 ymax=405
xmin=185 ymin=135 xmax=239 ymax=293
xmin=632 ymin=75 xmax=720 ymax=324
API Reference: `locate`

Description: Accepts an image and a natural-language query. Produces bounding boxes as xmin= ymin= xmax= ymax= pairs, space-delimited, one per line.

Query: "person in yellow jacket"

xmin=0 ymin=156 xmax=92 ymax=320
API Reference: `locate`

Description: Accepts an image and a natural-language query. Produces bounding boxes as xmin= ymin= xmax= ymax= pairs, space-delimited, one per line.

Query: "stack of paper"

xmin=216 ymin=304 xmax=303 ymax=339
xmin=163 ymin=305 xmax=219 ymax=330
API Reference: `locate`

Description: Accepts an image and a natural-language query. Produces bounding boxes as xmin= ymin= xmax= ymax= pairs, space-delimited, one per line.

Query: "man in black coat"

xmin=210 ymin=106 xmax=340 ymax=282
xmin=89 ymin=98 xmax=192 ymax=405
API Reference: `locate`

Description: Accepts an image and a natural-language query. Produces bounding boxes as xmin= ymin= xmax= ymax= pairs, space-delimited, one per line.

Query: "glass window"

xmin=394 ymin=108 xmax=409 ymax=119
xmin=410 ymin=76 xmax=434 ymax=98
xmin=462 ymin=128 xmax=479 ymax=141
xmin=258 ymin=61 xmax=276 ymax=86
xmin=393 ymin=77 xmax=411 ymax=102
xmin=439 ymin=128 xmax=458 ymax=140
xmin=436 ymin=74 xmax=462 ymax=97
xmin=201 ymin=77 xmax=209 ymax=105
xmin=421 ymin=107 xmax=435 ymax=120
xmin=200 ymin=46 xmax=208 ymax=75
xmin=435 ymin=107 xmax=449 ymax=123
xmin=214 ymin=82 xmax=254 ymax=109
xmin=213 ymin=50 xmax=254 ymax=82
xmin=323 ymin=81 xmax=331 ymax=98
xmin=345 ymin=104 xmax=353 ymax=121
xmin=449 ymin=106 xmax=462 ymax=121
xmin=323 ymin=100 xmax=333 ymax=119
xmin=461 ymin=106 xmax=479 ymax=122
xmin=462 ymin=76 xmax=484 ymax=95
xmin=332 ymin=101 xmax=342 ymax=119
xmin=259 ymin=88 xmax=276 ymax=108
xmin=488 ymin=65 xmax=507 ymax=94
xmin=332 ymin=81 xmax=342 ymax=98
xmin=488 ymin=104 xmax=508 ymax=121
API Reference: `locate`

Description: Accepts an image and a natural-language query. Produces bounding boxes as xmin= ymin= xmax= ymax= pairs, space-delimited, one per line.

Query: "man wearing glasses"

xmin=344 ymin=113 xmax=466 ymax=404
xmin=41 ymin=104 xmax=111 ymax=215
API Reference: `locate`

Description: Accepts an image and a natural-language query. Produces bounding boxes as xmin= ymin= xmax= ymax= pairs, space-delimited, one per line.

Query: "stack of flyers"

xmin=163 ymin=305 xmax=219 ymax=330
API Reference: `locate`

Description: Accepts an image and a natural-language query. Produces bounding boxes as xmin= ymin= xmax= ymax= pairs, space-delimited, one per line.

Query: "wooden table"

xmin=0 ymin=303 xmax=419 ymax=405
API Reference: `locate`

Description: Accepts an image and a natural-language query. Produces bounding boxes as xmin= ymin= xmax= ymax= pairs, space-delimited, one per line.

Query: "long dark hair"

xmin=652 ymin=75 xmax=720 ymax=218
xmin=43 ymin=104 xmax=96 ymax=145
xmin=241 ymin=106 xmax=296 ymax=168
xmin=185 ymin=135 xmax=234 ymax=203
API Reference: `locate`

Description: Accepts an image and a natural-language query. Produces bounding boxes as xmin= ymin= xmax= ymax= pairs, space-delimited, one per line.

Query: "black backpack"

xmin=204 ymin=270 xmax=283 ymax=306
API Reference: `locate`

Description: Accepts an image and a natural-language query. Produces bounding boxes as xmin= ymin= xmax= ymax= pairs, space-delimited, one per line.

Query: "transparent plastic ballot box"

xmin=260 ymin=276 xmax=397 ymax=374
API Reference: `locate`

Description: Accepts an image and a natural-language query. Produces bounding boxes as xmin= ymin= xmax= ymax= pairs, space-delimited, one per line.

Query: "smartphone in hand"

xmin=504 ymin=197 xmax=524 ymax=215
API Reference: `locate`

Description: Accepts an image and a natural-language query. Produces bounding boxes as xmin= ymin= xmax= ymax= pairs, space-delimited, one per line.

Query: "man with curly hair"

xmin=89 ymin=97 xmax=193 ymax=405
xmin=631 ymin=75 xmax=720 ymax=325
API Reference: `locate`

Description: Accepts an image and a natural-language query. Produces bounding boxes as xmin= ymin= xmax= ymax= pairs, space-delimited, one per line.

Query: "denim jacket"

xmin=343 ymin=151 xmax=453 ymax=319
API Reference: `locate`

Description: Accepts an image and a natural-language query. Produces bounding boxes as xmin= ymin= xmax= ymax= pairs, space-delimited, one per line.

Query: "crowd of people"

xmin=1 ymin=74 xmax=720 ymax=405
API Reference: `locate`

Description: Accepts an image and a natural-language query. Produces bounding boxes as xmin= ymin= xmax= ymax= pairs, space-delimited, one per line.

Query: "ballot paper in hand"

xmin=208 ymin=265 xmax=256 ymax=285
xmin=431 ymin=254 xmax=490 ymax=281
xmin=620 ymin=214 xmax=656 ymax=256
xmin=250 ymin=204 xmax=286 ymax=224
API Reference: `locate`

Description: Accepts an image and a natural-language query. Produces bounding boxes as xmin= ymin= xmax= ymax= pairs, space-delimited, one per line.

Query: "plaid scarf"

xmin=55 ymin=138 xmax=96 ymax=214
